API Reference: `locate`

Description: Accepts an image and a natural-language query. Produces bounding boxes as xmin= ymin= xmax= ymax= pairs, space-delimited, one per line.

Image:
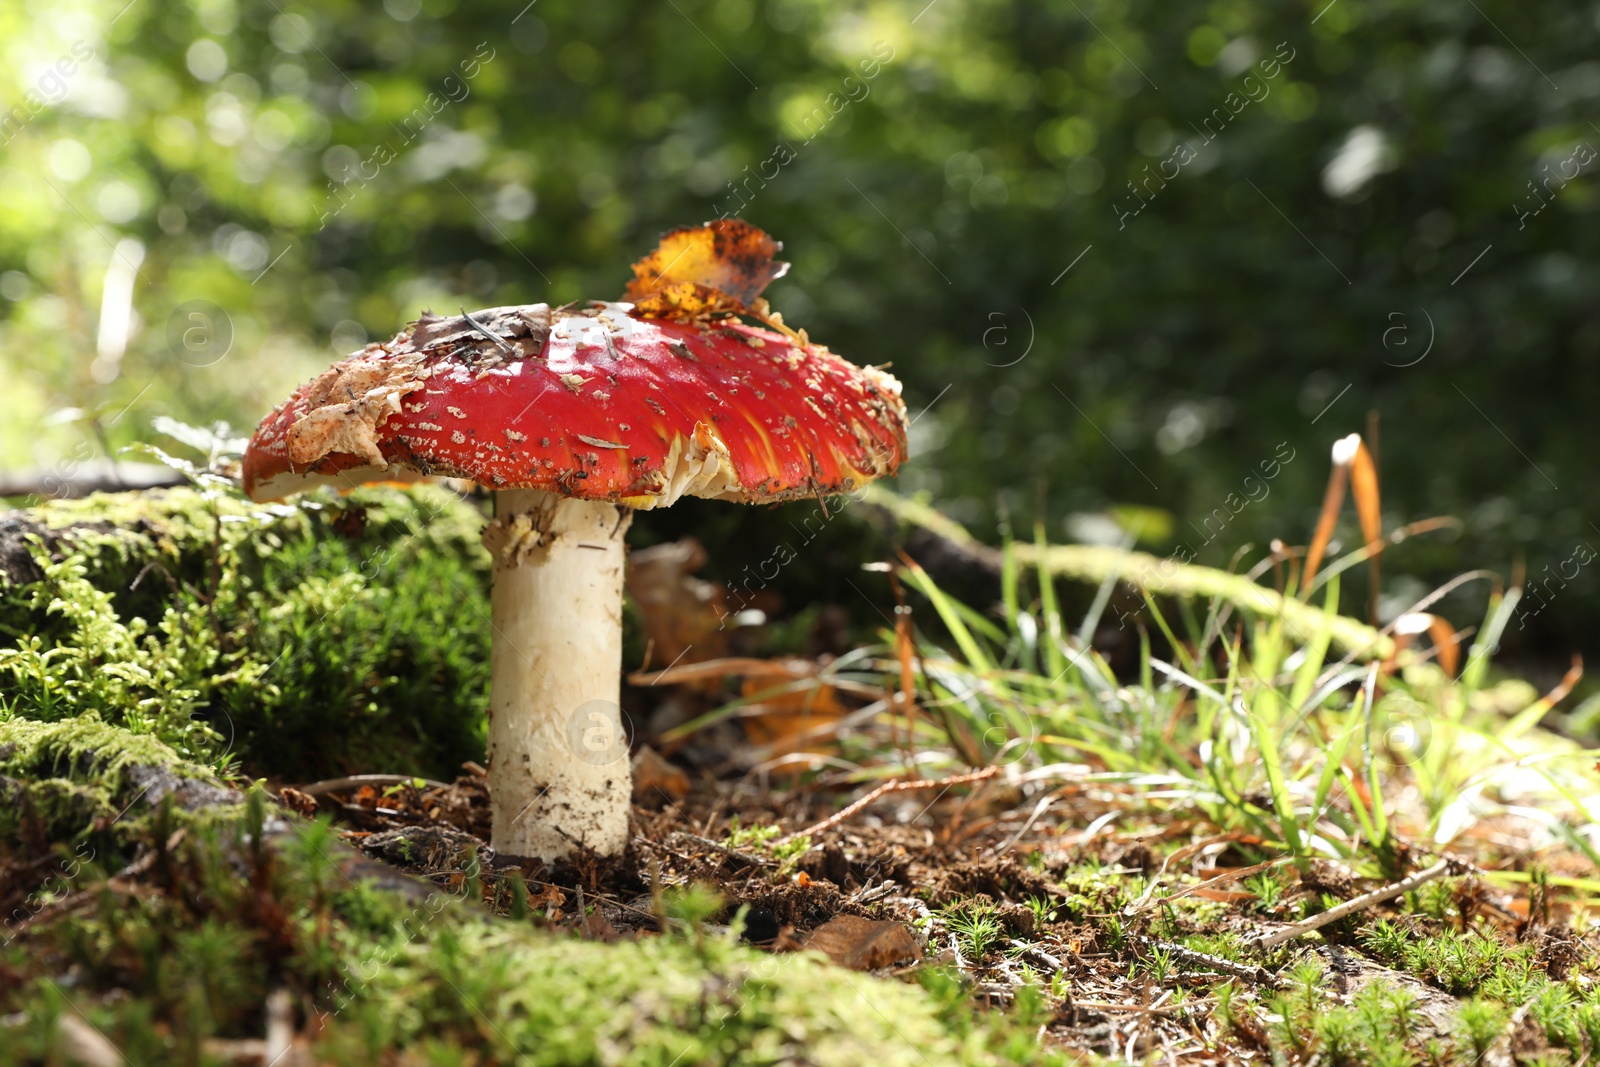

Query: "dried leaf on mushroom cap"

xmin=623 ymin=220 xmax=792 ymax=330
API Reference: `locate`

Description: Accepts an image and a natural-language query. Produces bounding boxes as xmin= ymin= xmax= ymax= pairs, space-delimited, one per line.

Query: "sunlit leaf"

xmin=623 ymin=219 xmax=789 ymax=320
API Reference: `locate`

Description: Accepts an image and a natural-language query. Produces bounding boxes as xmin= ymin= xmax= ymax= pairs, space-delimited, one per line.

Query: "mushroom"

xmin=241 ymin=221 xmax=910 ymax=860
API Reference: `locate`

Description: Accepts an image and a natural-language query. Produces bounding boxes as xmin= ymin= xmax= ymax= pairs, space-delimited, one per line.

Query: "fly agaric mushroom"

xmin=242 ymin=221 xmax=909 ymax=860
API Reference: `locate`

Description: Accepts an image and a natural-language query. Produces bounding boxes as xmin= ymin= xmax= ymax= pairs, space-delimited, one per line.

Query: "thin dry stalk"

xmin=778 ymin=766 xmax=1001 ymax=843
xmin=887 ymin=566 xmax=922 ymax=775
xmin=1248 ymin=859 xmax=1452 ymax=950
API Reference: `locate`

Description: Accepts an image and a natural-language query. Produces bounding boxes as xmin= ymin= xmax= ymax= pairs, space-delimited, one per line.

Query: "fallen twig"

xmin=778 ymin=766 xmax=1000 ymax=843
xmin=848 ymin=880 xmax=900 ymax=906
xmin=665 ymin=830 xmax=774 ymax=869
xmin=1008 ymin=939 xmax=1064 ymax=972
xmin=1073 ymin=999 xmax=1213 ymax=1016
xmin=297 ymin=774 xmax=451 ymax=797
xmin=1136 ymin=935 xmax=1278 ymax=987
xmin=1247 ymin=859 xmax=1454 ymax=950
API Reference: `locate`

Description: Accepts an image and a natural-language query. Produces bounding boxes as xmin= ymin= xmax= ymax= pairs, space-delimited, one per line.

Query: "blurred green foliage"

xmin=1 ymin=0 xmax=1596 ymax=658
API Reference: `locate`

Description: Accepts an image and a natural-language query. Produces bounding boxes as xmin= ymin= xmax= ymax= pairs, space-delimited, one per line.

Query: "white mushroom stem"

xmin=483 ymin=488 xmax=633 ymax=860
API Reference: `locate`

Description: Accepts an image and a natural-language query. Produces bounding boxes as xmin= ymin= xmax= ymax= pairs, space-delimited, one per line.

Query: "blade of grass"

xmin=1251 ymin=613 xmax=1288 ymax=726
xmin=1357 ymin=664 xmax=1389 ymax=850
xmin=1484 ymin=871 xmax=1600 ymax=895
xmin=1141 ymin=591 xmax=1199 ymax=677
xmin=899 ymin=560 xmax=999 ymax=676
xmin=1311 ymin=709 xmax=1362 ymax=830
xmin=999 ymin=505 xmax=1020 ymax=623
xmin=1244 ymin=689 xmax=1305 ymax=863
xmin=1075 ymin=549 xmax=1127 ymax=650
xmin=1000 ymin=521 xmax=1025 ymax=666
xmin=1461 ymin=587 xmax=1519 ymax=695
xmin=1288 ymin=574 xmax=1340 ymax=713
xmin=1035 ymin=520 xmax=1069 ymax=682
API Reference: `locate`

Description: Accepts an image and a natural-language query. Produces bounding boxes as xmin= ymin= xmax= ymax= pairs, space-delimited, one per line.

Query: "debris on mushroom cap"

xmin=282 ymin=358 xmax=425 ymax=470
xmin=242 ymin=301 xmax=909 ymax=507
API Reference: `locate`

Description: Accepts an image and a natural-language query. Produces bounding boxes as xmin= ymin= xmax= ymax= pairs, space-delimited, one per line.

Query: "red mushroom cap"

xmin=242 ymin=301 xmax=908 ymax=507
xmin=245 ymin=222 xmax=908 ymax=507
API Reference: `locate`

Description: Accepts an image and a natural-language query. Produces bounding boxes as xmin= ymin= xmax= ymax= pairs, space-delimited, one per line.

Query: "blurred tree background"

xmin=1 ymin=0 xmax=1596 ymax=669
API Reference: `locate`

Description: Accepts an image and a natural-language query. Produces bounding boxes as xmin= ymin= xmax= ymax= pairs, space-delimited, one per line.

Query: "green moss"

xmin=319 ymin=919 xmax=1010 ymax=1065
xmin=1404 ymin=930 xmax=1536 ymax=998
xmin=0 ymin=803 xmax=1061 ymax=1067
xmin=0 ymin=715 xmax=217 ymax=845
xmin=1 ymin=484 xmax=493 ymax=780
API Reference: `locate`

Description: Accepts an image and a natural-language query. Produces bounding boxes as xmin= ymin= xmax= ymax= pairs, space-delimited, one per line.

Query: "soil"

xmin=281 ymin=760 xmax=1545 ymax=1061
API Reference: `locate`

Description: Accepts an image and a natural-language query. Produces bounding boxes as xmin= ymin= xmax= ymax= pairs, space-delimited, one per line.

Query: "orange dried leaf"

xmin=631 ymin=746 xmax=691 ymax=802
xmin=1426 ymin=615 xmax=1461 ymax=678
xmin=739 ymin=671 xmax=847 ymax=752
xmin=625 ymin=538 xmax=730 ymax=679
xmin=628 ymin=280 xmax=749 ymax=321
xmin=528 ymin=882 xmax=567 ymax=913
xmin=1192 ymin=889 xmax=1258 ymax=904
xmin=1350 ymin=442 xmax=1383 ymax=549
xmin=624 ymin=220 xmax=789 ymax=320
xmin=1301 ymin=461 xmax=1349 ymax=596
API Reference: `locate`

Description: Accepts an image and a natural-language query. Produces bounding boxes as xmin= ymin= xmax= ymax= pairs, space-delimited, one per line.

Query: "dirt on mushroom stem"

xmin=481 ymin=487 xmax=634 ymax=861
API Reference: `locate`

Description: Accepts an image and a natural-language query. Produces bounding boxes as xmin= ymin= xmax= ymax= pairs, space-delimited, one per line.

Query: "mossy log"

xmin=866 ymin=487 xmax=1393 ymax=659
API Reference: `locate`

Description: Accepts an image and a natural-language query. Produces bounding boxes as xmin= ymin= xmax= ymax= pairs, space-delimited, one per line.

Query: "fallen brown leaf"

xmin=632 ymin=747 xmax=691 ymax=803
xmin=626 ymin=538 xmax=730 ymax=675
xmin=277 ymin=786 xmax=318 ymax=818
xmin=802 ymin=914 xmax=923 ymax=971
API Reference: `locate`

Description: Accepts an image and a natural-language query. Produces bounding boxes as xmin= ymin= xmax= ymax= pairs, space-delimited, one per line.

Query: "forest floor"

xmin=289 ymin=753 xmax=1600 ymax=1067
xmin=3 ymin=465 xmax=1599 ymax=1066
